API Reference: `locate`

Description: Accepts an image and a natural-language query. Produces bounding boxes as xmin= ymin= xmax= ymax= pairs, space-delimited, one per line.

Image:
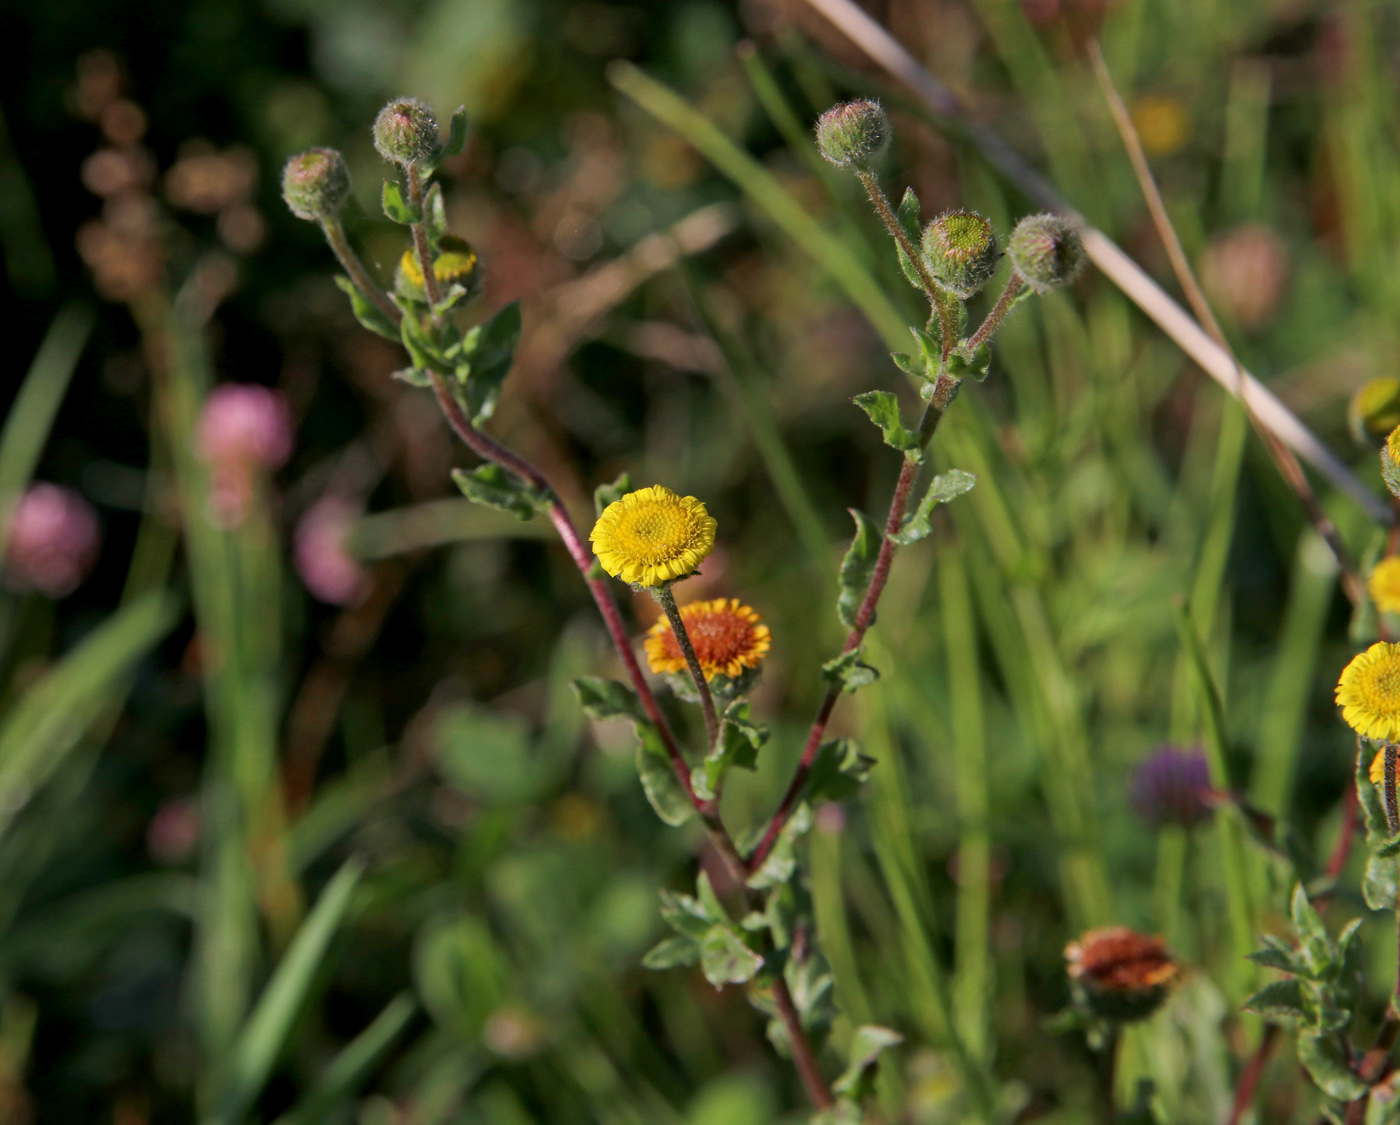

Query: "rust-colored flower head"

xmin=645 ymin=597 xmax=771 ymax=694
xmin=1065 ymin=926 xmax=1178 ymax=1023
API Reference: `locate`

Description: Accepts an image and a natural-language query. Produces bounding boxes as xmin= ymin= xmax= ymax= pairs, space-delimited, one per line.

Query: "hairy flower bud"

xmin=373 ymin=97 xmax=441 ymax=167
xmin=395 ymin=235 xmax=482 ymax=303
xmin=1066 ymin=927 xmax=1177 ymax=1023
xmin=920 ymin=210 xmax=999 ymax=299
xmin=281 ymin=148 xmax=350 ymax=222
xmin=814 ymin=100 xmax=890 ymax=169
xmin=1007 ymin=213 xmax=1085 ymax=293
xmin=1350 ymin=377 xmax=1400 ymax=446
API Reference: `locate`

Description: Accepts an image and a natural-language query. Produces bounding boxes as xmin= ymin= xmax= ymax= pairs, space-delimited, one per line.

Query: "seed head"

xmin=1006 ymin=213 xmax=1085 ymax=293
xmin=281 ymin=148 xmax=350 ymax=222
xmin=1065 ymin=927 xmax=1178 ymax=1023
xmin=814 ymin=100 xmax=890 ymax=169
xmin=920 ymin=210 xmax=1000 ymax=299
xmin=373 ymin=97 xmax=441 ymax=167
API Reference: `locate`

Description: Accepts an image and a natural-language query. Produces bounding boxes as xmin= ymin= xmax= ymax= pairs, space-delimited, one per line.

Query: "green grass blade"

xmin=271 ymin=991 xmax=416 ymax=1125
xmin=608 ymin=61 xmax=910 ymax=352
xmin=0 ymin=591 xmax=178 ymax=831
xmin=210 ymin=857 xmax=365 ymax=1125
xmin=0 ymin=303 xmax=93 ymax=557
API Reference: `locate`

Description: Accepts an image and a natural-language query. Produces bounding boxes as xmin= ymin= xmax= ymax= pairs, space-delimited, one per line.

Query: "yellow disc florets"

xmin=590 ymin=485 xmax=716 ymax=588
xmin=397 ymin=235 xmax=480 ymax=300
xmin=645 ymin=598 xmax=771 ymax=681
xmin=1337 ymin=642 xmax=1400 ymax=742
xmin=1371 ymin=557 xmax=1400 ymax=614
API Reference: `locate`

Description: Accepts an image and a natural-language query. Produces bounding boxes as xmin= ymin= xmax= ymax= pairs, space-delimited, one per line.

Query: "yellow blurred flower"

xmin=1388 ymin=424 xmax=1400 ymax=465
xmin=1337 ymin=642 xmax=1400 ymax=742
xmin=397 ymin=234 xmax=480 ymax=297
xmin=590 ymin=485 xmax=716 ymax=587
xmin=1131 ymin=96 xmax=1189 ymax=157
xmin=1349 ymin=377 xmax=1400 ymax=444
xmin=1371 ymin=557 xmax=1400 ymax=614
xmin=645 ymin=597 xmax=771 ymax=681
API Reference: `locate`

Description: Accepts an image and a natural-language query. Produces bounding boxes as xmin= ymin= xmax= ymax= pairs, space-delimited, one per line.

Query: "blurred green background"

xmin=1 ymin=0 xmax=1398 ymax=1120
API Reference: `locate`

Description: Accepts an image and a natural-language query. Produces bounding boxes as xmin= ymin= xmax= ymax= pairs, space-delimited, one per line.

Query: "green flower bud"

xmin=1007 ymin=213 xmax=1085 ymax=293
xmin=920 ymin=210 xmax=999 ymax=299
xmin=373 ymin=97 xmax=441 ymax=168
xmin=1349 ymin=377 xmax=1400 ymax=445
xmin=281 ymin=148 xmax=350 ymax=222
xmin=394 ymin=235 xmax=482 ymax=303
xmin=814 ymin=100 xmax=890 ymax=169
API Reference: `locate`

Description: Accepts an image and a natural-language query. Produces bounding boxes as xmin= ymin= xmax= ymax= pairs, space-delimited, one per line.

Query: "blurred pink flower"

xmin=3 ymin=483 xmax=101 ymax=597
xmin=147 ymin=797 xmax=200 ymax=863
xmin=1199 ymin=224 xmax=1290 ymax=333
xmin=195 ymin=383 xmax=293 ymax=525
xmin=295 ymin=496 xmax=369 ymax=605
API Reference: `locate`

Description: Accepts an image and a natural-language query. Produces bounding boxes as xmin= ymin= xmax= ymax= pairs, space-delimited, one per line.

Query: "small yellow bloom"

xmin=1131 ymin=96 xmax=1189 ymax=157
xmin=1337 ymin=642 xmax=1400 ymax=742
xmin=590 ymin=485 xmax=716 ymax=587
xmin=398 ymin=234 xmax=480 ymax=296
xmin=1388 ymin=424 xmax=1400 ymax=466
xmin=645 ymin=598 xmax=771 ymax=681
xmin=1372 ymin=557 xmax=1400 ymax=614
xmin=1371 ymin=748 xmax=1388 ymax=785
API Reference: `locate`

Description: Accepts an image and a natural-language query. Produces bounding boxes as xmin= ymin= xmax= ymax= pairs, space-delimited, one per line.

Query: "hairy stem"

xmin=773 ymin=975 xmax=835 ymax=1108
xmin=967 ymin=273 xmax=1025 ymax=352
xmin=655 ymin=585 xmax=720 ymax=752
xmin=321 ymin=218 xmax=401 ymax=326
xmin=855 ymin=168 xmax=957 ymax=356
xmin=405 ymin=164 xmax=443 ymax=312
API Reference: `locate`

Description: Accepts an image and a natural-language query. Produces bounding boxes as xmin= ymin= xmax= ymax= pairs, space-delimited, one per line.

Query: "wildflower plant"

xmin=282 ymin=93 xmax=1088 ymax=1119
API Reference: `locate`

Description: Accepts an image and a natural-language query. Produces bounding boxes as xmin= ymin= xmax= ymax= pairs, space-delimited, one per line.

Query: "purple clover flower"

xmin=1129 ymin=746 xmax=1213 ymax=829
xmin=4 ymin=483 xmax=101 ymax=597
xmin=294 ymin=496 xmax=368 ymax=605
xmin=195 ymin=383 xmax=293 ymax=526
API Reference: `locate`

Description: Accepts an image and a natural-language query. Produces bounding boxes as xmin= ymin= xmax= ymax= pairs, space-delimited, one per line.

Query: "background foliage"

xmin=1 ymin=0 xmax=1397 ymax=1120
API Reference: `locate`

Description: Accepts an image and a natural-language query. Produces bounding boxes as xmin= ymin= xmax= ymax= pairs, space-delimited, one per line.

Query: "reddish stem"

xmin=1224 ymin=1025 xmax=1277 ymax=1125
xmin=746 ymin=451 xmax=922 ymax=872
xmin=773 ymin=975 xmax=835 ymax=1109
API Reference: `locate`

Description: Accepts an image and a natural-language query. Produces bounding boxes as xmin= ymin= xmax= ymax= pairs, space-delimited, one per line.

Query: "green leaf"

xmin=890 ymin=352 xmax=924 ymax=380
xmin=890 ymin=469 xmax=977 ymax=545
xmin=642 ymin=935 xmax=700 ymax=970
xmin=451 ymin=465 xmax=544 ymax=520
xmin=821 ymin=648 xmax=879 ymax=693
xmin=805 ymin=738 xmax=875 ymax=803
xmin=459 ymin=301 xmax=522 ymax=424
xmin=1243 ymin=979 xmax=1308 ymax=1023
xmin=571 ymin=677 xmax=649 ymax=724
xmin=852 ymin=390 xmax=921 ymax=456
xmin=422 ymin=182 xmax=447 ymax=243
xmin=1298 ymin=1031 xmax=1368 ymax=1101
xmin=893 ymin=187 xmax=923 ymax=291
xmin=1365 ymin=852 xmax=1399 ymax=911
xmin=399 ymin=306 xmax=444 ymax=371
xmin=381 ymin=179 xmax=419 ymax=225
xmin=213 ymin=859 xmax=365 ymax=1125
xmin=333 ymin=276 xmax=398 ymax=340
xmin=812 ymin=1101 xmax=864 ymax=1125
xmin=747 ymin=803 xmax=811 ymax=890
xmin=946 ymin=341 xmax=993 ymax=381
xmin=440 ymin=106 xmax=469 ymax=163
xmin=837 ymin=509 xmax=881 ymax=628
xmin=390 ymin=367 xmax=433 ymax=388
xmin=833 ymin=1024 xmax=904 ymax=1100
xmin=271 ymin=993 xmax=417 ymax=1125
xmin=693 ymin=701 xmax=767 ymax=801
xmin=1248 ymin=934 xmax=1303 ymax=975
xmin=659 ymin=888 xmax=717 ymax=940
xmin=636 ymin=730 xmax=695 ymax=827
xmin=699 ymin=924 xmax=763 ymax=987
xmin=594 ymin=472 xmax=632 ymax=516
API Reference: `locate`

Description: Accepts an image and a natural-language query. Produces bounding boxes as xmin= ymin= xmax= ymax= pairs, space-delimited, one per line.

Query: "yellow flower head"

xmin=1371 ymin=748 xmax=1389 ymax=785
xmin=1337 ymin=642 xmax=1400 ymax=742
xmin=1388 ymin=424 xmax=1400 ymax=466
xmin=645 ymin=598 xmax=771 ymax=681
xmin=590 ymin=485 xmax=716 ymax=587
xmin=397 ymin=235 xmax=480 ymax=298
xmin=1372 ymin=558 xmax=1400 ymax=614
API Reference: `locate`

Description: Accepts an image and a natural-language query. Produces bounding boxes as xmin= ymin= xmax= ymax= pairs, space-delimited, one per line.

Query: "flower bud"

xmin=814 ymin=100 xmax=890 ymax=169
xmin=4 ymin=483 xmax=101 ymax=598
xmin=1007 ymin=213 xmax=1085 ymax=293
xmin=1349 ymin=377 xmax=1400 ymax=445
xmin=1129 ymin=746 xmax=1212 ymax=829
xmin=920 ymin=210 xmax=999 ymax=299
xmin=373 ymin=97 xmax=441 ymax=168
xmin=281 ymin=148 xmax=350 ymax=222
xmin=395 ymin=235 xmax=482 ymax=302
xmin=1065 ymin=927 xmax=1177 ymax=1023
